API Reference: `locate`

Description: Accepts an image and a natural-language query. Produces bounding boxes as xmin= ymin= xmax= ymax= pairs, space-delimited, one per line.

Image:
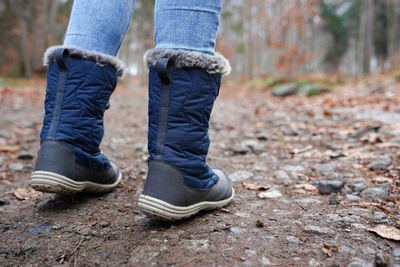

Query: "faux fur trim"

xmin=43 ymin=46 xmax=125 ymax=76
xmin=144 ymin=49 xmax=231 ymax=75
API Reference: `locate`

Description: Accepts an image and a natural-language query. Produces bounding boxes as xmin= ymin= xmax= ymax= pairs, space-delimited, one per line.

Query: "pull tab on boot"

xmin=155 ymin=58 xmax=173 ymax=159
xmin=47 ymin=48 xmax=69 ymax=139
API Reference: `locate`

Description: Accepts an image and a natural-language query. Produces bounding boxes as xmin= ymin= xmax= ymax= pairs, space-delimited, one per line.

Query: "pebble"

xmin=259 ymin=257 xmax=271 ymax=265
xmin=76 ymin=226 xmax=92 ymax=236
xmin=393 ymin=248 xmax=400 ymax=257
xmin=231 ymin=143 xmax=250 ymax=154
xmin=303 ymin=225 xmax=334 ymax=236
xmin=317 ymin=180 xmax=345 ymax=194
xmin=255 ymin=220 xmax=264 ymax=228
xmin=360 ymin=187 xmax=388 ymax=201
xmin=26 ymin=224 xmax=51 ymax=235
xmin=314 ymin=163 xmax=334 ymax=173
xmin=329 ymin=193 xmax=340 ymax=205
xmin=257 ymin=189 xmax=282 ymax=199
xmin=295 ymin=198 xmax=321 ymax=206
xmin=285 ymin=236 xmax=301 ymax=244
xmin=229 ymin=170 xmax=254 ymax=182
xmin=352 ymin=182 xmax=367 ymax=192
xmin=348 ymin=259 xmax=373 ymax=267
xmin=8 ymin=162 xmax=24 ymax=171
xmin=20 ymin=244 xmax=40 ymax=254
xmin=261 ymin=236 xmax=275 ymax=243
xmin=367 ymin=156 xmax=392 ymax=171
xmin=272 ymin=83 xmax=297 ymax=97
xmin=346 ymin=194 xmax=361 ymax=202
xmin=229 ymin=227 xmax=247 ymax=234
xmin=274 ymin=170 xmax=292 ymax=186
xmin=243 ymin=140 xmax=265 ymax=154
xmin=100 ymin=221 xmax=110 ymax=228
xmin=339 ymin=246 xmax=356 ymax=255
xmin=0 ymin=130 xmax=11 ymax=139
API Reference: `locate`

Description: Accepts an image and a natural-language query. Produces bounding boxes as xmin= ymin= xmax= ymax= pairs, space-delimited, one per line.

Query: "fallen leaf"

xmin=257 ymin=189 xmax=282 ymax=199
xmin=371 ymin=177 xmax=393 ymax=184
xmin=13 ymin=188 xmax=41 ymax=200
xmin=295 ymin=183 xmax=318 ymax=193
xmin=323 ymin=242 xmax=339 ymax=251
xmin=0 ymin=145 xmax=19 ymax=153
xmin=321 ymin=247 xmax=332 ymax=257
xmin=367 ymin=225 xmax=400 ymax=241
xmin=242 ymin=183 xmax=271 ymax=191
xmin=290 ymin=145 xmax=313 ymax=154
xmin=374 ymin=205 xmax=393 ymax=214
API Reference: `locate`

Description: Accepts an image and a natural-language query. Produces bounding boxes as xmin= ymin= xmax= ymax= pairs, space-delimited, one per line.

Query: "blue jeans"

xmin=64 ymin=0 xmax=223 ymax=56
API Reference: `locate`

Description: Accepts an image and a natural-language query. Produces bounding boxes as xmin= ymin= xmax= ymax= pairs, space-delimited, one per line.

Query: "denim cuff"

xmin=43 ymin=46 xmax=125 ymax=76
xmin=144 ymin=49 xmax=231 ymax=75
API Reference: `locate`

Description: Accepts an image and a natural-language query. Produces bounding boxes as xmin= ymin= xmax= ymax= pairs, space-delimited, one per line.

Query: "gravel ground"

xmin=0 ymin=76 xmax=400 ymax=266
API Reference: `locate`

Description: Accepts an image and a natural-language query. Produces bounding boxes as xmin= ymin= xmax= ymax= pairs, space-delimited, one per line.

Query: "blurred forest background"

xmin=1 ymin=0 xmax=400 ymax=81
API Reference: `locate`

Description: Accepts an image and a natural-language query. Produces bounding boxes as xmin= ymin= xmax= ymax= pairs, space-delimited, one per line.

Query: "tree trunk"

xmin=363 ymin=0 xmax=374 ymax=75
xmin=32 ymin=0 xmax=51 ymax=72
xmin=18 ymin=0 xmax=32 ymax=77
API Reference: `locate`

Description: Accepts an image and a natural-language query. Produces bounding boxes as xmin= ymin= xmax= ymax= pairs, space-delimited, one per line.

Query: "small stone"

xmin=295 ymin=198 xmax=321 ymax=206
xmin=231 ymin=143 xmax=250 ymax=154
xmin=17 ymin=150 xmax=35 ymax=160
xmin=392 ymin=248 xmax=400 ymax=257
xmin=314 ymin=163 xmax=334 ymax=173
xmin=317 ymin=180 xmax=345 ymax=194
xmin=308 ymin=258 xmax=321 ymax=267
xmin=303 ymin=225 xmax=334 ymax=236
xmin=272 ymin=83 xmax=297 ymax=97
xmin=285 ymin=236 xmax=301 ymax=244
xmin=26 ymin=224 xmax=51 ymax=235
xmin=259 ymin=257 xmax=271 ymax=265
xmin=229 ymin=227 xmax=247 ymax=234
xmin=123 ymin=203 xmax=132 ymax=208
xmin=339 ymin=246 xmax=356 ymax=255
xmin=352 ymin=182 xmax=367 ymax=192
xmin=329 ymin=193 xmax=340 ymax=205
xmin=258 ymin=189 xmax=282 ymax=199
xmin=360 ymin=187 xmax=388 ymax=201
xmin=18 ymin=121 xmax=36 ymax=128
xmin=367 ymin=156 xmax=392 ymax=171
xmin=346 ymin=194 xmax=361 ymax=202
xmin=229 ymin=170 xmax=253 ymax=182
xmin=100 ymin=221 xmax=110 ymax=228
xmin=0 ymin=130 xmax=11 ymax=139
xmin=255 ymin=220 xmax=264 ymax=228
xmin=76 ymin=226 xmax=91 ymax=236
xmin=261 ymin=236 xmax=275 ymax=243
xmin=20 ymin=244 xmax=40 ymax=254
xmin=274 ymin=170 xmax=292 ymax=186
xmin=375 ymin=251 xmax=390 ymax=267
xmin=8 ymin=162 xmax=24 ymax=171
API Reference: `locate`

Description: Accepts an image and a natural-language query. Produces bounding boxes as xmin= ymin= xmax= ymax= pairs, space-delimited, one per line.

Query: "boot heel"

xmin=30 ymin=170 xmax=122 ymax=194
xmin=29 ymin=171 xmax=85 ymax=194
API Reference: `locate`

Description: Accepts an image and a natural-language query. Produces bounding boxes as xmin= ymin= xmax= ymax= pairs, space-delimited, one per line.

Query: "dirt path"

xmin=1 ymin=77 xmax=400 ymax=266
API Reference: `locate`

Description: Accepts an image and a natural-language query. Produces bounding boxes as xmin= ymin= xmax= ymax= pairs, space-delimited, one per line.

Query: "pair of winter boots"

xmin=29 ymin=47 xmax=234 ymax=221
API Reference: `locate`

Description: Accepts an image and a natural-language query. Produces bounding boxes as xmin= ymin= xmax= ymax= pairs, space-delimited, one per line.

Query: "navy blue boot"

xmin=29 ymin=47 xmax=123 ymax=194
xmin=138 ymin=49 xmax=234 ymax=220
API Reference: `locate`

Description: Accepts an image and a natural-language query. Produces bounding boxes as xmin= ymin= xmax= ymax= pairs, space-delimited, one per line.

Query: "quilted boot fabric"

xmin=40 ymin=48 xmax=119 ymax=171
xmin=147 ymin=62 xmax=222 ymax=189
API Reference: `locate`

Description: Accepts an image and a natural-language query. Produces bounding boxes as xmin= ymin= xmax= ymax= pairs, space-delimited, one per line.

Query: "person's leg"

xmin=29 ymin=0 xmax=135 ymax=194
xmin=139 ymin=0 xmax=233 ymax=220
xmin=64 ymin=0 xmax=135 ymax=56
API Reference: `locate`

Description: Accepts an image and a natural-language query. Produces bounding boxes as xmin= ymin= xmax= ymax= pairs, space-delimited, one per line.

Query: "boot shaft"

xmin=40 ymin=47 xmax=120 ymax=170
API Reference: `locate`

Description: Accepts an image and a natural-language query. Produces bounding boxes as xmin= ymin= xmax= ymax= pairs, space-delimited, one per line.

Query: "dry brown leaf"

xmin=0 ymin=145 xmax=19 ymax=153
xmin=323 ymin=242 xmax=339 ymax=251
xmin=295 ymin=183 xmax=318 ymax=193
xmin=321 ymin=247 xmax=332 ymax=257
xmin=13 ymin=188 xmax=41 ymax=200
xmin=371 ymin=177 xmax=393 ymax=184
xmin=242 ymin=182 xmax=271 ymax=191
xmin=290 ymin=145 xmax=313 ymax=154
xmin=367 ymin=225 xmax=400 ymax=241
